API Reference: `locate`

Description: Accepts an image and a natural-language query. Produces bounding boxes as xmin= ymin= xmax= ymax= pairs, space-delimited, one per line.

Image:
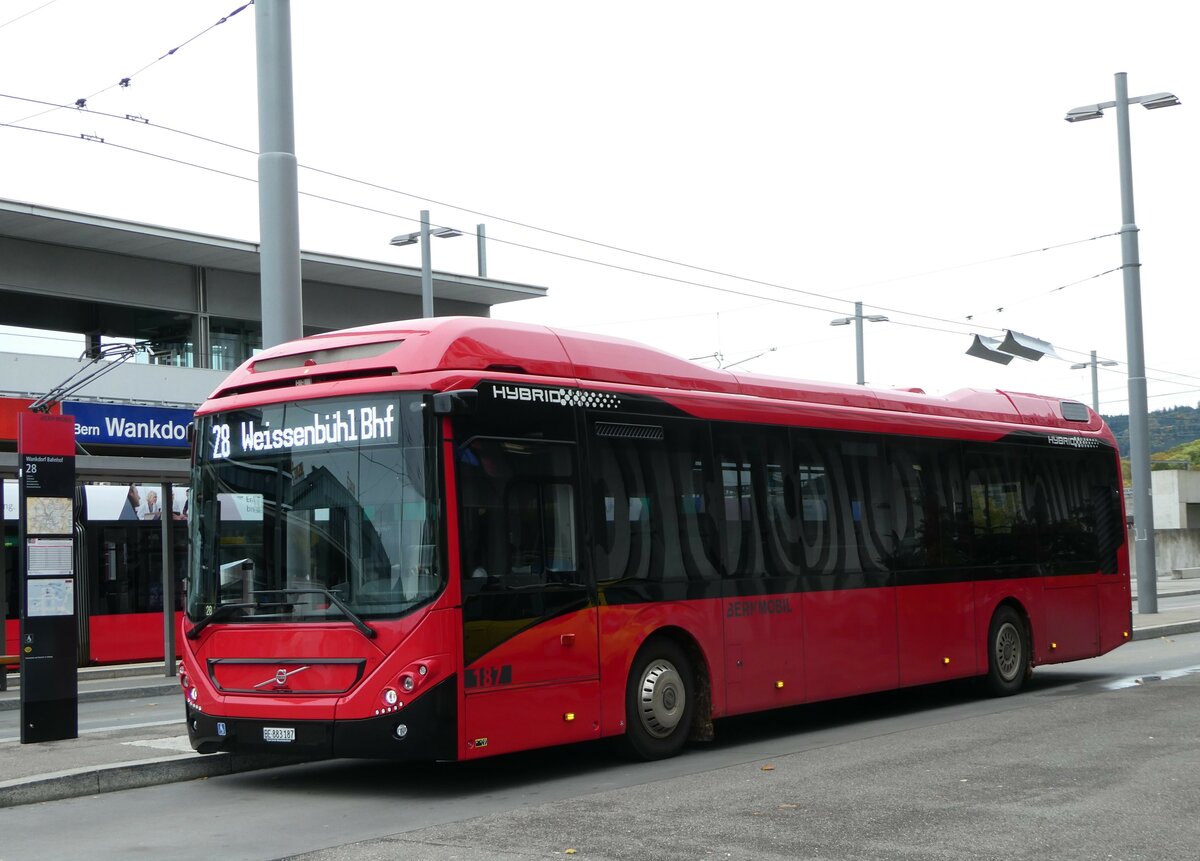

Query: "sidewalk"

xmin=1130 ymin=574 xmax=1200 ymax=640
xmin=0 ymin=662 xmax=321 ymax=808
xmin=2 ymin=578 xmax=1199 ymax=810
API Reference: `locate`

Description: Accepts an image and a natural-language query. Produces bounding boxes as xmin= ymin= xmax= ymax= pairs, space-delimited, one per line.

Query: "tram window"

xmin=4 ymin=526 xmax=18 ymax=622
xmin=90 ymin=524 xmax=187 ymax=614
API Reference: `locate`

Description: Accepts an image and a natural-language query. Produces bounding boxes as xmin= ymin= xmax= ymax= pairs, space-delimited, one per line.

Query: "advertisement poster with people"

xmin=3 ymin=480 xmax=189 ymax=522
xmin=84 ymin=484 xmax=190 ymax=522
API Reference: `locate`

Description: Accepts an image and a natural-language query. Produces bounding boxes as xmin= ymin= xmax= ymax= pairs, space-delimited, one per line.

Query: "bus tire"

xmin=622 ymin=637 xmax=694 ymax=761
xmin=986 ymin=606 xmax=1029 ymax=696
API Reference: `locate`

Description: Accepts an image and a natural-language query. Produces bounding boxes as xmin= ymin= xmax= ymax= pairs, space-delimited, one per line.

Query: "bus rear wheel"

xmin=622 ymin=637 xmax=694 ymax=761
xmin=986 ymin=606 xmax=1029 ymax=696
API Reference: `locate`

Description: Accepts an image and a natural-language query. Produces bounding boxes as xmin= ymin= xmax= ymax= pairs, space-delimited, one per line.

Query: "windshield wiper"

xmin=253 ymin=588 xmax=378 ymax=640
xmin=186 ymin=599 xmax=299 ymax=640
xmin=184 ymin=589 xmax=377 ymax=640
xmin=186 ymin=602 xmax=256 ymax=640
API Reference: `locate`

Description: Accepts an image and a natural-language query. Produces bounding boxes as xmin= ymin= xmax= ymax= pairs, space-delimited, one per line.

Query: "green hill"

xmin=1151 ymin=437 xmax=1200 ymax=470
xmin=1101 ymin=404 xmax=1200 ymax=458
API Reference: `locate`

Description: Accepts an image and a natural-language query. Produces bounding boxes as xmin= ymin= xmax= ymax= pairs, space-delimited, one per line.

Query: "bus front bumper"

xmin=184 ymin=675 xmax=458 ymax=761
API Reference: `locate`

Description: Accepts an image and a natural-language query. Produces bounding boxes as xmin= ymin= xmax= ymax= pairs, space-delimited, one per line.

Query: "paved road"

xmin=3 ymin=632 xmax=1199 ymax=861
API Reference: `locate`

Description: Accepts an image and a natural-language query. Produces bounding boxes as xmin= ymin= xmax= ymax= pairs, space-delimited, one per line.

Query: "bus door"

xmin=456 ymin=430 xmax=599 ymax=758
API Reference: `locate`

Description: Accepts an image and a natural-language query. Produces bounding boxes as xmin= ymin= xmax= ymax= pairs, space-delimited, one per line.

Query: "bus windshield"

xmin=186 ymin=393 xmax=441 ymax=626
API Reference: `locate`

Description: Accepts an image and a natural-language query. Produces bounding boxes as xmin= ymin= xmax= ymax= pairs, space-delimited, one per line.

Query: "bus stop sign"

xmin=17 ymin=411 xmax=78 ymax=744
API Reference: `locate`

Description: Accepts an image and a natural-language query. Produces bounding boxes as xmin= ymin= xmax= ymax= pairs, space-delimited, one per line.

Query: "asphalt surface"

xmin=2 ymin=576 xmax=1198 ymax=810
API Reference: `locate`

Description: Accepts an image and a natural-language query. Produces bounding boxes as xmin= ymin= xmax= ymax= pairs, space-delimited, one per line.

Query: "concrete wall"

xmin=0 ymin=351 xmax=227 ymax=407
xmin=1128 ymin=527 xmax=1200 ymax=578
xmin=1151 ymin=469 xmax=1200 ymax=530
xmin=0 ymin=235 xmax=195 ymax=312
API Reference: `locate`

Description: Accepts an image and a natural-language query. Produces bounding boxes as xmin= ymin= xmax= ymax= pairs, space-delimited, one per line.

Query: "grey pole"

xmin=830 ymin=301 xmax=887 ymax=385
xmin=420 ymin=210 xmax=433 ymax=318
xmin=1114 ymin=72 xmax=1158 ymax=614
xmin=1071 ymin=350 xmax=1119 ymax=413
xmin=160 ymin=483 xmax=176 ymax=676
xmin=853 ymin=301 xmax=866 ymax=385
xmin=476 ymin=224 xmax=488 ymax=278
xmin=255 ymin=0 xmax=303 ymax=348
xmin=1089 ymin=350 xmax=1101 ymax=413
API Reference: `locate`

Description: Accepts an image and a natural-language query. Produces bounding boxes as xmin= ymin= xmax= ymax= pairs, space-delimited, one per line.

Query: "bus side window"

xmin=459 ymin=437 xmax=579 ymax=592
xmin=502 ymin=480 xmax=578 ymax=588
xmin=591 ymin=420 xmax=719 ymax=586
xmin=542 ymin=483 xmax=578 ymax=577
xmin=506 ymin=481 xmax=545 ymax=586
xmin=458 ymin=439 xmax=505 ymax=592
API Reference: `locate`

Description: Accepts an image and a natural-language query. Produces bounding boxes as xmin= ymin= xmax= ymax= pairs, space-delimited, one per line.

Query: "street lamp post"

xmin=830 ymin=301 xmax=888 ymax=385
xmin=1070 ymin=350 xmax=1119 ymax=413
xmin=390 ymin=210 xmax=464 ymax=318
xmin=476 ymin=223 xmax=488 ymax=278
xmin=1066 ymin=73 xmax=1180 ymax=614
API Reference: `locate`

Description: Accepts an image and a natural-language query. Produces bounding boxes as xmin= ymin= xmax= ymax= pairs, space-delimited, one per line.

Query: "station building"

xmin=0 ymin=197 xmax=546 ymax=665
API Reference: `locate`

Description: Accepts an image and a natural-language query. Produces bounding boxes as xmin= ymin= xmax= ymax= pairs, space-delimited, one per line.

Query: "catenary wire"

xmin=0 ymin=0 xmax=61 ymax=32
xmin=0 ymin=91 xmax=1124 ymax=325
xmin=5 ymin=3 xmax=254 ymax=125
xmin=4 ymin=113 xmax=1200 ymax=390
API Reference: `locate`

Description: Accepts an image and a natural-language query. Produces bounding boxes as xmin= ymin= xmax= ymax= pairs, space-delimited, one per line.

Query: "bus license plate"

xmin=263 ymin=727 xmax=295 ymax=743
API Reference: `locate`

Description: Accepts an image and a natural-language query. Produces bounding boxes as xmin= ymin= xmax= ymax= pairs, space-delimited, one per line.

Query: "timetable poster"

xmin=17 ymin=411 xmax=78 ymax=743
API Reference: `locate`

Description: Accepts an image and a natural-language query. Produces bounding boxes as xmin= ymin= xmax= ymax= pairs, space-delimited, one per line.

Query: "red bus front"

xmin=180 ymin=392 xmax=462 ymax=760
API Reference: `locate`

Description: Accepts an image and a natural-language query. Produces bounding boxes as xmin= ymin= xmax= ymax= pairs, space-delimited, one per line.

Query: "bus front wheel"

xmin=622 ymin=637 xmax=694 ymax=761
xmin=986 ymin=606 xmax=1030 ymax=696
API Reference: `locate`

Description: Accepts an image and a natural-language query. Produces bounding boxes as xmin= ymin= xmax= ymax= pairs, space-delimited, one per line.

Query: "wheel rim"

xmin=994 ymin=621 xmax=1022 ymax=682
xmin=636 ymin=658 xmax=686 ymax=739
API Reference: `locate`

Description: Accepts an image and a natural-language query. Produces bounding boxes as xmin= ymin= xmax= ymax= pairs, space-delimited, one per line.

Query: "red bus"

xmin=178 ymin=317 xmax=1130 ymax=761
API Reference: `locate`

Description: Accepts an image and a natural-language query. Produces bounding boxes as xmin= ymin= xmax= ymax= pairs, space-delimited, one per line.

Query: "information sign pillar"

xmin=17 ymin=411 xmax=78 ymax=743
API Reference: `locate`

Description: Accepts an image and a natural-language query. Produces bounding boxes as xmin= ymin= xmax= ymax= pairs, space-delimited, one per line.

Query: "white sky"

xmin=1 ymin=0 xmax=1197 ymax=416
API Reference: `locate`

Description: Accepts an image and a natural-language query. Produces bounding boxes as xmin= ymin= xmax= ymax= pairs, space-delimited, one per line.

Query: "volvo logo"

xmin=253 ymin=665 xmax=310 ymax=689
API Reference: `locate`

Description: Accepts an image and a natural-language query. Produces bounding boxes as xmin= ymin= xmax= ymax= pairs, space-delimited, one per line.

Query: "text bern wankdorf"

xmin=211 ymin=400 xmax=398 ymax=459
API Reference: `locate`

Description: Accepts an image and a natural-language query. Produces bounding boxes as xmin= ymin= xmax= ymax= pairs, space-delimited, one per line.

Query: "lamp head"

xmin=1139 ymin=92 xmax=1181 ymax=110
xmin=389 ymin=233 xmax=420 ymax=247
xmin=1065 ymin=105 xmax=1105 ymax=122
